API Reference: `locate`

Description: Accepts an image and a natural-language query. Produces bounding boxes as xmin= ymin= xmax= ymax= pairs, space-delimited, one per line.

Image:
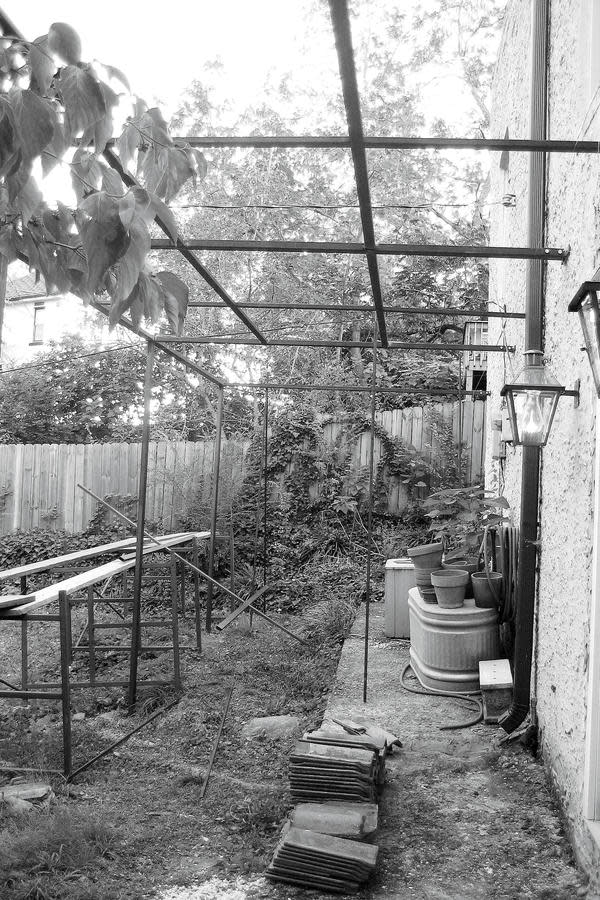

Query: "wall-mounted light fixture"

xmin=568 ymin=273 xmax=600 ymax=397
xmin=501 ymin=350 xmax=579 ymax=447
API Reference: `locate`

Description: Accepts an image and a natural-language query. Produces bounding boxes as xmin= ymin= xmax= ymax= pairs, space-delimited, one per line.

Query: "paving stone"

xmin=241 ymin=715 xmax=300 ymax=739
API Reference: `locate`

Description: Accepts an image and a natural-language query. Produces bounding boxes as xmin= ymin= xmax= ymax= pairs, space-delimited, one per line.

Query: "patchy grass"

xmin=0 ymin=806 xmax=117 ymax=900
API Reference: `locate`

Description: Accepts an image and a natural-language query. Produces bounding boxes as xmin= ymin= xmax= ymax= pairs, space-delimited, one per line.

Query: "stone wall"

xmin=487 ymin=0 xmax=600 ymax=882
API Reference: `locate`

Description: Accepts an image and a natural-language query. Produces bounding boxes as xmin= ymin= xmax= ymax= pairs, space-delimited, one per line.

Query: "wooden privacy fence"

xmin=0 ymin=400 xmax=485 ymax=534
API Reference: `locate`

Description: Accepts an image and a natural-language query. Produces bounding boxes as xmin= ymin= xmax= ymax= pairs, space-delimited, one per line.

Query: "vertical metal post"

xmin=87 ymin=585 xmax=96 ymax=686
xmin=59 ymin=590 xmax=72 ymax=777
xmin=500 ymin=0 xmax=549 ymax=733
xmin=457 ymin=353 xmax=464 ymax=484
xmin=127 ymin=339 xmax=155 ymax=710
xmin=20 ymin=569 xmax=27 ymax=700
xmin=262 ymin=387 xmax=269 ymax=600
xmin=363 ymin=324 xmax=378 ymax=703
xmin=192 ymin=537 xmax=202 ymax=650
xmin=0 ymin=255 xmax=7 ymax=369
xmin=170 ymin=556 xmax=182 ymax=690
xmin=179 ymin=557 xmax=186 ymax=616
xmin=21 ymin=619 xmax=28 ymax=695
xmin=205 ymin=387 xmax=224 ymax=632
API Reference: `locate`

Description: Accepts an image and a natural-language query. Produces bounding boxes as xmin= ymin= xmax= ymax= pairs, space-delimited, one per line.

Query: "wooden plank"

xmin=162 ymin=441 xmax=177 ymax=531
xmin=31 ymin=444 xmax=42 ymax=529
xmin=46 ymin=444 xmax=59 ymax=532
xmin=411 ymin=406 xmax=423 ymax=453
xmin=215 ymin=584 xmax=272 ymax=631
xmin=0 ymin=532 xmax=210 ymax=613
xmin=471 ymin=401 xmax=486 ymax=483
xmin=73 ymin=445 xmax=86 ymax=531
xmin=461 ymin=400 xmax=475 ymax=483
xmin=0 ymin=445 xmax=15 ymax=534
xmin=0 ymin=532 xmax=204 ymax=581
xmin=62 ymin=444 xmax=76 ymax=532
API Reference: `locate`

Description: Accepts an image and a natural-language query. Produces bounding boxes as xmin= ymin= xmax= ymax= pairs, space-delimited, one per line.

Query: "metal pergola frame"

xmin=1 ymin=0 xmax=594 ymax=711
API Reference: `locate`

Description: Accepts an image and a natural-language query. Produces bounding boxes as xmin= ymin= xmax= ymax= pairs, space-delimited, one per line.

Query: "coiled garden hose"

xmin=401 ymin=662 xmax=483 ymax=730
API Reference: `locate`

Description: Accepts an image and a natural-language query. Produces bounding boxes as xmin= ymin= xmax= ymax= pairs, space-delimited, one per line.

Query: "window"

xmin=31 ymin=303 xmax=44 ymax=344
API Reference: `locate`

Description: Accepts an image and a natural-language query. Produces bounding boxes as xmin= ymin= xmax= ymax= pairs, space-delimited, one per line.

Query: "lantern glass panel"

xmin=579 ymin=291 xmax=600 ymax=397
xmin=510 ymin=388 xmax=561 ymax=446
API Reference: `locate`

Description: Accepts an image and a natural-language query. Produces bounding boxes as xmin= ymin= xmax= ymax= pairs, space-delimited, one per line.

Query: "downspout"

xmin=499 ymin=0 xmax=549 ymax=734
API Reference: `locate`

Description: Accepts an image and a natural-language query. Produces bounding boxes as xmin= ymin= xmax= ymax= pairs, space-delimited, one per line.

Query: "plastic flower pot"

xmin=407 ymin=542 xmax=443 ymax=570
xmin=430 ymin=568 xmax=469 ymax=609
xmin=442 ymin=557 xmax=479 ymax=599
xmin=471 ymin=571 xmax=503 ymax=609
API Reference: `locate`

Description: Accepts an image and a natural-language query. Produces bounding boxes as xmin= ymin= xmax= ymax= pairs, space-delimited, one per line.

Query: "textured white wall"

xmin=488 ymin=0 xmax=600 ymax=882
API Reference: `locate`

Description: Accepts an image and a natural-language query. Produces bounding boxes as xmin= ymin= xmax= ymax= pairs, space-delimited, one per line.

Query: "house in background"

xmin=487 ymin=0 xmax=600 ymax=885
xmin=2 ymin=265 xmax=109 ymax=367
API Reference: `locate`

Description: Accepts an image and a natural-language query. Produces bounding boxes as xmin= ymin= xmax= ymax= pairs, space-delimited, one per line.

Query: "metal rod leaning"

xmin=68 ymin=696 xmax=181 ymax=782
xmin=76 ymin=485 xmax=308 ymax=646
xmin=199 ymin=686 xmax=234 ymax=799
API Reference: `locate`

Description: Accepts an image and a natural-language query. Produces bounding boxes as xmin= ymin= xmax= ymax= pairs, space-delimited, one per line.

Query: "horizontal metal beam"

xmin=176 ymin=135 xmax=600 ymax=153
xmin=188 ymin=300 xmax=525 ymax=318
xmin=156 ymin=335 xmax=512 ymax=352
xmin=151 ymin=238 xmax=567 ymax=261
xmin=223 ymin=381 xmax=488 ymax=396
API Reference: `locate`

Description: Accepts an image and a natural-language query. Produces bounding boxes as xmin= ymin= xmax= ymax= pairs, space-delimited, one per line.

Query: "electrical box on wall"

xmin=491 ymin=418 xmax=506 ymax=459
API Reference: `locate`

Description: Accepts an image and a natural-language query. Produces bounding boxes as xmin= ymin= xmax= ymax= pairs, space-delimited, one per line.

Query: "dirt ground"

xmin=0 ymin=598 xmax=594 ymax=900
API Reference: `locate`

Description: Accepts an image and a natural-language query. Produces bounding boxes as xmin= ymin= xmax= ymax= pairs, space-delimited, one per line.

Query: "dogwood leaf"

xmin=29 ymin=35 xmax=55 ymax=95
xmin=111 ymin=214 xmax=150 ymax=303
xmin=12 ymin=89 xmax=56 ymax=161
xmin=59 ymin=65 xmax=105 ymax=138
xmin=78 ymin=191 xmax=129 ymax=293
xmin=155 ymin=270 xmax=188 ymax=334
xmin=48 ymin=22 xmax=82 ymax=65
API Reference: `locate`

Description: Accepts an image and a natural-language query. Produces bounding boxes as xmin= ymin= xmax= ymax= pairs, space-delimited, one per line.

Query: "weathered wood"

xmin=0 ymin=401 xmax=486 ymax=532
xmin=0 ymin=533 xmax=209 ymax=614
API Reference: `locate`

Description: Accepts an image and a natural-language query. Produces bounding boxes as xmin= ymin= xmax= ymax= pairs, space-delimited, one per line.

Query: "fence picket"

xmin=0 ymin=400 xmax=485 ymax=533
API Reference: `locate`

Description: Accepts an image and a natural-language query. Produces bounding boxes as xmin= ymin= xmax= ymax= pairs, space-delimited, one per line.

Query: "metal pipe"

xmin=174 ymin=134 xmax=600 ymax=153
xmin=328 ymin=0 xmax=387 ymax=345
xmin=199 ymin=686 xmax=233 ymax=799
xmin=59 ymin=590 xmax=72 ymax=777
xmin=68 ymin=696 xmax=181 ymax=782
xmin=205 ymin=388 xmax=224 ymax=632
xmin=499 ymin=0 xmax=549 ymax=735
xmin=155 ymin=335 xmax=511 ymax=352
xmin=150 ymin=238 xmax=567 ymax=260
xmin=263 ymin=387 xmax=269 ymax=590
xmin=222 ymin=382 xmax=489 ymax=395
xmin=363 ymin=325 xmax=377 ymax=703
xmin=187 ymin=301 xmax=525 ymax=318
xmin=127 ymin=339 xmax=155 ymax=710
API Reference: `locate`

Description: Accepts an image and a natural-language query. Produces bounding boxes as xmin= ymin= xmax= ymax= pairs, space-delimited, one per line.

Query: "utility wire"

xmin=0 ymin=343 xmax=144 ymax=377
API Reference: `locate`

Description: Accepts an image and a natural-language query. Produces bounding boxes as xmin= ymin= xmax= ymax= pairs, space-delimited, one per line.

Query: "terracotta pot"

xmin=414 ymin=569 xmax=437 ymax=603
xmin=471 ymin=571 xmax=503 ymax=609
xmin=430 ymin=568 xmax=469 ymax=609
xmin=442 ymin=557 xmax=479 ymax=599
xmin=407 ymin=542 xmax=443 ymax=570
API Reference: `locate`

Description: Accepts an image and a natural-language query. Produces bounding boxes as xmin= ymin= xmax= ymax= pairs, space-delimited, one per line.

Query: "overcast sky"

xmin=1 ymin=0 xmax=316 ymax=116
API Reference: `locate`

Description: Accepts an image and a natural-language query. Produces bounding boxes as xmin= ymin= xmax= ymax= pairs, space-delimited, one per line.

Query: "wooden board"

xmin=0 ymin=532 xmax=210 ymax=613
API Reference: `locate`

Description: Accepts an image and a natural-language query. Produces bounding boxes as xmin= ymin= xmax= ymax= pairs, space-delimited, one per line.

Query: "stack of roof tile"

xmin=289 ymin=740 xmax=379 ymax=803
xmin=265 ymin=717 xmax=399 ymax=893
xmin=266 ymin=825 xmax=378 ymax=894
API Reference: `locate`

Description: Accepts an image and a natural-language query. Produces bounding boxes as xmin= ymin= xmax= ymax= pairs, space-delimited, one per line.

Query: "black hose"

xmin=401 ymin=662 xmax=483 ymax=730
